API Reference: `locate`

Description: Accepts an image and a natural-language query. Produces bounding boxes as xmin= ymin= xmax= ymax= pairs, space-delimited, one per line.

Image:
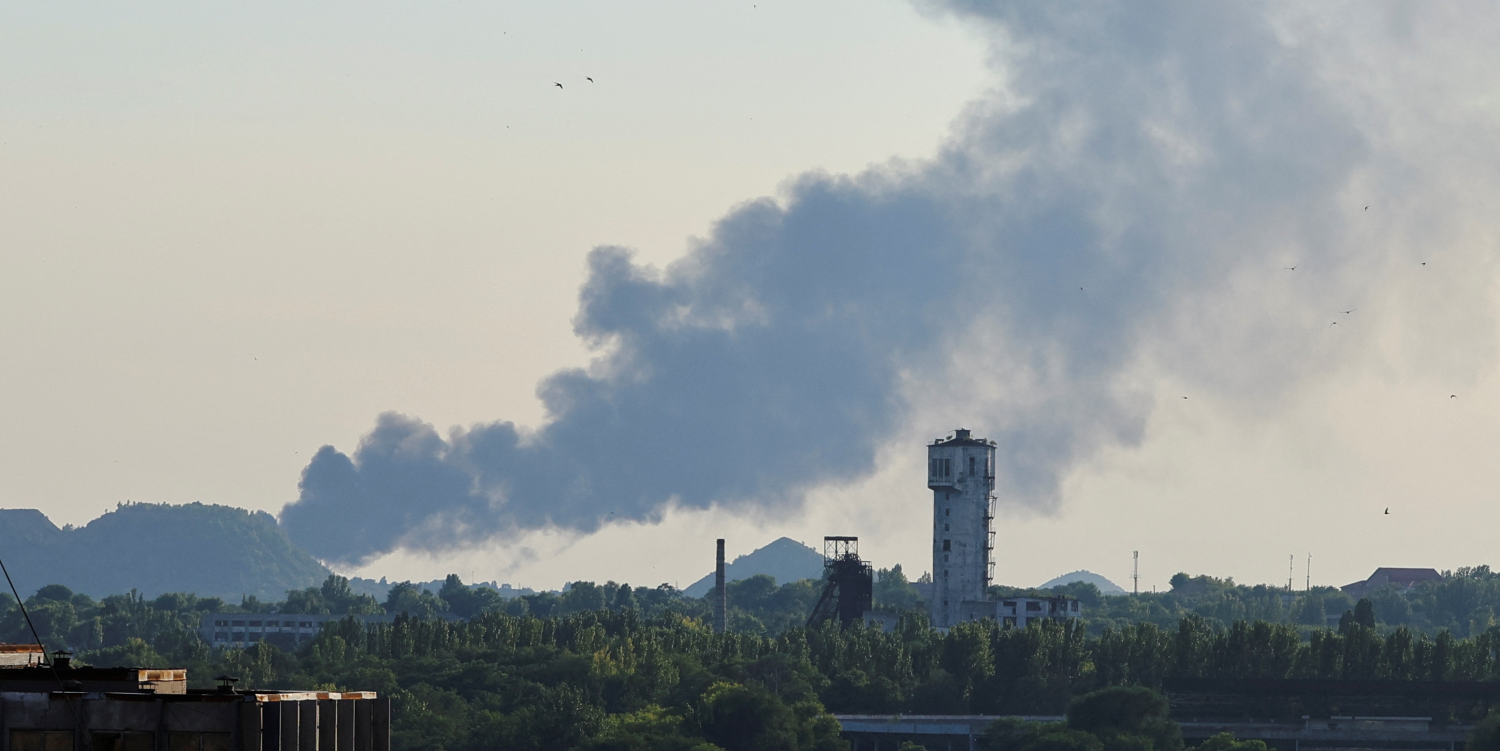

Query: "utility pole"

xmin=1306 ymin=554 xmax=1312 ymax=592
xmin=1288 ymin=554 xmax=1294 ymax=592
xmin=1132 ymin=551 xmax=1139 ymax=595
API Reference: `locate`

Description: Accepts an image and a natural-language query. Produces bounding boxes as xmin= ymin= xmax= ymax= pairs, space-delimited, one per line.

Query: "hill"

xmin=0 ymin=502 xmax=330 ymax=600
xmin=683 ymin=537 xmax=824 ymax=597
xmin=1037 ymin=569 xmax=1127 ymax=595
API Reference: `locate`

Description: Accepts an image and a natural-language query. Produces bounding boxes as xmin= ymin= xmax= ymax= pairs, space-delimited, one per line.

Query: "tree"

xmin=1191 ymin=733 xmax=1268 ymax=751
xmin=1468 ymin=711 xmax=1500 ymax=751
xmin=85 ymin=637 xmax=165 ymax=668
xmin=438 ymin=574 xmax=503 ymax=618
xmin=1353 ymin=599 xmax=1376 ymax=629
xmin=33 ymin=585 xmax=74 ymax=603
xmin=875 ymin=565 xmax=921 ymax=610
xmin=560 ymin=582 xmax=608 ymax=614
xmin=1169 ymin=574 xmax=1191 ymax=592
xmin=384 ymin=582 xmax=447 ymax=618
xmin=983 ymin=720 xmax=1103 ymax=751
xmin=1296 ymin=594 xmax=1328 ymax=626
xmin=1066 ymin=687 xmax=1182 ymax=751
xmin=611 ymin=582 xmax=636 ymax=612
xmin=698 ymin=683 xmax=800 ymax=751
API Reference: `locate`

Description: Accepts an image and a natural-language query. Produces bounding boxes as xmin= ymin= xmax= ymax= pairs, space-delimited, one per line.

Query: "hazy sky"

xmin=6 ymin=2 xmax=1500 ymax=595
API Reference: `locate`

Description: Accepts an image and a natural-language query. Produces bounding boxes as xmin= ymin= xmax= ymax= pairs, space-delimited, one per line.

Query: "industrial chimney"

xmin=714 ymin=539 xmax=727 ymax=633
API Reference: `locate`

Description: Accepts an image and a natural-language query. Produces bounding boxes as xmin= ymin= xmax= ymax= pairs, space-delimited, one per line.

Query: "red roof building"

xmin=1341 ymin=567 xmax=1444 ymax=599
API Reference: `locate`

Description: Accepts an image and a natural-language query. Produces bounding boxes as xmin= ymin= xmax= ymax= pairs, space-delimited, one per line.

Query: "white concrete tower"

xmin=927 ymin=428 xmax=996 ymax=628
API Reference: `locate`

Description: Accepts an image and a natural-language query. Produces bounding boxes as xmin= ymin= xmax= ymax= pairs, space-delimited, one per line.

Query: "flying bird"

xmin=1384 ymin=508 xmax=1390 ymax=515
xmin=1329 ymin=321 xmax=1338 ymax=328
xmin=1340 ymin=309 xmax=1356 ymax=314
xmin=1451 ymin=394 xmax=1457 ymax=399
xmin=587 ymin=77 xmax=594 ymax=83
xmin=1285 ymin=265 xmax=1299 ymax=270
xmin=1365 ymin=206 xmax=1369 ymax=211
xmin=554 ymin=82 xmax=563 ymax=89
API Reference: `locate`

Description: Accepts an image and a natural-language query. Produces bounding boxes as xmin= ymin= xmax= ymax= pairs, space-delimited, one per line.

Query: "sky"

xmin=5 ymin=2 xmax=1500 ymax=595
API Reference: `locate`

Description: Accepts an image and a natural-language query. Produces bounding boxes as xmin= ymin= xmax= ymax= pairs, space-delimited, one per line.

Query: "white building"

xmin=927 ymin=428 xmax=996 ymax=628
xmin=959 ymin=596 xmax=1082 ymax=628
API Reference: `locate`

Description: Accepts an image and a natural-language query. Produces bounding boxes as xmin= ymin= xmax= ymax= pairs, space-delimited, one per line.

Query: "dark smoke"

xmin=282 ymin=2 xmax=1372 ymax=565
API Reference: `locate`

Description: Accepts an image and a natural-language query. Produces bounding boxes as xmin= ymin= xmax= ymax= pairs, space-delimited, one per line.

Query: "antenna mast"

xmin=1288 ymin=554 xmax=1294 ymax=592
xmin=1132 ymin=550 xmax=1139 ymax=595
xmin=1306 ymin=554 xmax=1312 ymax=591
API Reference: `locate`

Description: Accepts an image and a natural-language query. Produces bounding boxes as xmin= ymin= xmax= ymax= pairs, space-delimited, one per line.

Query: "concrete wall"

xmin=928 ymin=433 xmax=996 ymax=629
xmin=0 ymin=693 xmax=388 ymax=751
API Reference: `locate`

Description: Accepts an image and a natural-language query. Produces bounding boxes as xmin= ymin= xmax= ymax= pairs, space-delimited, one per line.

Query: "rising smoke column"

xmin=280 ymin=2 xmax=1383 ymax=565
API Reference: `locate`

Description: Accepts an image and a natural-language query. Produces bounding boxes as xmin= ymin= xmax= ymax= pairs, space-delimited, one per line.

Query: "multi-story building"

xmin=199 ymin=612 xmax=460 ymax=648
xmin=958 ymin=596 xmax=1082 ymax=628
xmin=927 ymin=429 xmax=996 ymax=629
xmin=0 ymin=654 xmax=388 ymax=751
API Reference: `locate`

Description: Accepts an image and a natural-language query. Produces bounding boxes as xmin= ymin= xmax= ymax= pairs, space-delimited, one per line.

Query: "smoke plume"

xmin=281 ymin=2 xmax=1487 ymax=565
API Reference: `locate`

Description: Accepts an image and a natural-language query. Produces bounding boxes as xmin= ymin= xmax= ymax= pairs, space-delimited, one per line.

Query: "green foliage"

xmin=1468 ymin=710 xmax=1500 ymax=751
xmin=1190 ymin=733 xmax=1269 ymax=751
xmin=283 ymin=575 xmax=384 ymax=615
xmin=16 ymin=565 xmax=1500 ymax=751
xmin=384 ymin=582 xmax=448 ymax=618
xmin=875 ymin=565 xmax=922 ymax=611
xmin=1066 ymin=687 xmax=1181 ymax=751
xmin=1076 ymin=572 xmax=1500 ymax=638
xmin=984 ymin=688 xmax=1179 ymax=751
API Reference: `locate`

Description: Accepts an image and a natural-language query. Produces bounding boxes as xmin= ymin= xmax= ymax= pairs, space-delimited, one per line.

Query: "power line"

xmin=0 ymin=555 xmax=86 ymax=734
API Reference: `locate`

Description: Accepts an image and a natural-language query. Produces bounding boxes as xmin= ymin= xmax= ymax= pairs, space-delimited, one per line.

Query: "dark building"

xmin=0 ymin=659 xmax=388 ymax=751
xmin=807 ymin=537 xmax=874 ymax=630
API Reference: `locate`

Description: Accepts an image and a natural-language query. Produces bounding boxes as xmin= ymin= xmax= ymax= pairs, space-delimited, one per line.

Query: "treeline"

xmin=10 ymin=572 xmax=1500 ymax=750
xmin=167 ymin=610 xmax=1500 ymax=749
xmin=1018 ymin=566 xmax=1500 ymax=638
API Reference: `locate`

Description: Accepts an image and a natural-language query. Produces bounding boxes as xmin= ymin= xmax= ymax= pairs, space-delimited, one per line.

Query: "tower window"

xmin=945 ymin=508 xmax=950 ymax=516
xmin=942 ymin=540 xmax=951 ymax=551
xmin=969 ymin=456 xmax=975 ymax=475
xmin=944 ymin=524 xmax=949 ymax=532
xmin=943 ymin=458 xmax=951 ymax=477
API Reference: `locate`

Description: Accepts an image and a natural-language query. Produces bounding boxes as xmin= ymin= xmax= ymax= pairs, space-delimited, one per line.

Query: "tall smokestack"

xmin=714 ymin=538 xmax=727 ymax=634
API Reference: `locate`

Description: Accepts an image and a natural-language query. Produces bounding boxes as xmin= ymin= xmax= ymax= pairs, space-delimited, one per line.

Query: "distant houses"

xmin=1341 ymin=567 xmax=1443 ymax=599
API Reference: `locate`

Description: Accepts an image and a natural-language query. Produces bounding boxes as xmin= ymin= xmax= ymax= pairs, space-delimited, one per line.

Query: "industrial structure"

xmin=714 ymin=539 xmax=727 ymax=634
xmin=807 ymin=537 xmax=874 ymax=629
xmin=0 ymin=644 xmax=43 ymax=668
xmin=927 ymin=429 xmax=997 ymax=628
xmin=0 ymin=653 xmax=388 ymax=751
